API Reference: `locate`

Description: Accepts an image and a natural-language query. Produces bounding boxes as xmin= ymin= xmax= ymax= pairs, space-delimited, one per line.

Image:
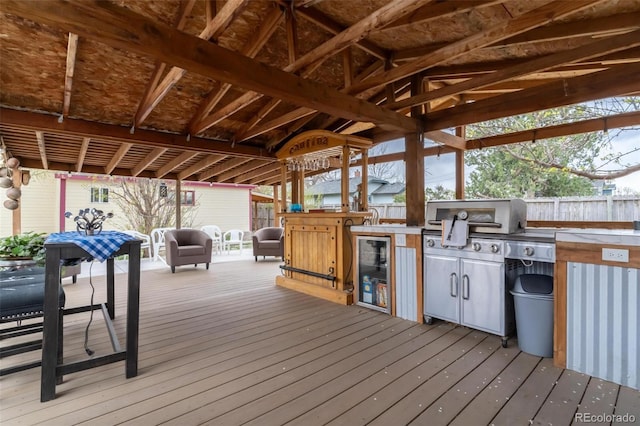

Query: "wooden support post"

xmin=291 ymin=170 xmax=300 ymax=205
xmin=361 ymin=150 xmax=368 ymax=211
xmin=273 ymin=184 xmax=280 ymax=225
xmin=341 ymin=145 xmax=350 ymax=212
xmin=455 ymin=126 xmax=465 ymax=200
xmin=405 ymin=74 xmax=425 ymax=226
xmin=175 ymin=179 xmax=181 ymax=229
xmin=299 ymin=168 xmax=305 ymax=210
xmin=280 ymin=163 xmax=287 ymax=213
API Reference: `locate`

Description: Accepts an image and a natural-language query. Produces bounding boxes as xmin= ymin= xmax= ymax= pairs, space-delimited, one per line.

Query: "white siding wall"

xmin=1 ymin=173 xmax=252 ymax=237
xmin=0 ymin=171 xmax=59 ymax=237
xmin=188 ymin=185 xmax=252 ymax=233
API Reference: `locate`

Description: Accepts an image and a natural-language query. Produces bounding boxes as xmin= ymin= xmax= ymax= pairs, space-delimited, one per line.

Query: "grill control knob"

xmin=426 ymin=239 xmax=435 ymax=247
xmin=472 ymin=242 xmax=482 ymax=251
xmin=524 ymin=246 xmax=535 ymax=256
xmin=490 ymin=243 xmax=500 ymax=253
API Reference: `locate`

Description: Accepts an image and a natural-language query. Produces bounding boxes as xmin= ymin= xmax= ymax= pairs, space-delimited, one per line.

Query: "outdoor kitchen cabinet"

xmin=424 ymin=253 xmax=509 ymax=345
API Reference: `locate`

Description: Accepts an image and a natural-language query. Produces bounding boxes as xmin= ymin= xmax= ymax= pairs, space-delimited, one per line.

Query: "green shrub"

xmin=0 ymin=232 xmax=47 ymax=264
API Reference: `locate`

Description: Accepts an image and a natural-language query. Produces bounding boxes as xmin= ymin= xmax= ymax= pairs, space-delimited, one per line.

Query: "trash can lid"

xmin=513 ymin=274 xmax=553 ymax=294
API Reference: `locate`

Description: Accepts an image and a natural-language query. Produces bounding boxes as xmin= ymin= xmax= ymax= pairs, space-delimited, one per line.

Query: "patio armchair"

xmin=164 ymin=229 xmax=212 ymax=273
xmin=252 ymin=227 xmax=284 ymax=261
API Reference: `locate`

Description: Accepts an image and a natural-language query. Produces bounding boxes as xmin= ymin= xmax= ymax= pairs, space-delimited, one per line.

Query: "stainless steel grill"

xmin=423 ymin=199 xmax=555 ymax=347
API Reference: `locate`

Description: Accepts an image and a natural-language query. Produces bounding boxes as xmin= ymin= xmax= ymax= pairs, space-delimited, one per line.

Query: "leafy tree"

xmin=465 ymin=97 xmax=639 ymax=198
xmin=426 ymin=185 xmax=455 ymax=200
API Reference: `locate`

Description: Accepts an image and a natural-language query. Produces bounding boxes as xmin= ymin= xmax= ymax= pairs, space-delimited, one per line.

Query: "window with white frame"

xmin=90 ymin=187 xmax=109 ymax=203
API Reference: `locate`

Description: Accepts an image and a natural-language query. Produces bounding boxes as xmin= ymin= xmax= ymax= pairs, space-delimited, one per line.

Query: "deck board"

xmin=1 ymin=259 xmax=639 ymax=425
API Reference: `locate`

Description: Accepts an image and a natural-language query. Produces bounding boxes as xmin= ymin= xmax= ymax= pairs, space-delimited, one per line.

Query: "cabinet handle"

xmin=462 ymin=275 xmax=470 ymax=300
xmin=450 ymin=273 xmax=458 ymax=298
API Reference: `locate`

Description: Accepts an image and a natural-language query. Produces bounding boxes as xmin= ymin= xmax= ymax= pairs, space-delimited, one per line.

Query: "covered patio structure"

xmin=1 ymin=1 xmax=639 ymax=421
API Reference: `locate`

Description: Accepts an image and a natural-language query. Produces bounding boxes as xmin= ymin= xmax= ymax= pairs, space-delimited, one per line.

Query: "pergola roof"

xmin=1 ymin=0 xmax=639 ymax=186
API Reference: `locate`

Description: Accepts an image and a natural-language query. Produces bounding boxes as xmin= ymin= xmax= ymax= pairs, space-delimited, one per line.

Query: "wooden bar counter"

xmin=276 ymin=211 xmax=371 ymax=304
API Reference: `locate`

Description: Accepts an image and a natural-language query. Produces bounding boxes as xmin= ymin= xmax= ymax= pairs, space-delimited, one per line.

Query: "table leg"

xmin=41 ymin=248 xmax=61 ymax=402
xmin=107 ymin=257 xmax=115 ymax=319
xmin=126 ymin=243 xmax=140 ymax=378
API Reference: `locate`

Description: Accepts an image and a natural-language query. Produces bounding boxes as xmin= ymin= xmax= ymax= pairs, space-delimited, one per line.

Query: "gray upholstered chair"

xmin=164 ymin=229 xmax=212 ymax=273
xmin=252 ymin=227 xmax=284 ymax=261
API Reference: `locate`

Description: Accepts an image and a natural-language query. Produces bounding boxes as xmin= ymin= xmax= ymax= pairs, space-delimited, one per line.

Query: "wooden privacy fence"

xmin=254 ymin=196 xmax=640 ymax=225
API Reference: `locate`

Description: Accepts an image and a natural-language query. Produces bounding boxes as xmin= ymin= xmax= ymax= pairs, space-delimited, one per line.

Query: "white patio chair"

xmin=201 ymin=225 xmax=223 ymax=255
xmin=223 ymin=229 xmax=245 ymax=254
xmin=121 ymin=230 xmax=152 ymax=259
xmin=150 ymin=227 xmax=175 ymax=262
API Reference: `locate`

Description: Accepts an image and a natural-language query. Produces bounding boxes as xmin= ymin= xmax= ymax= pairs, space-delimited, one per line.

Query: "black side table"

xmin=41 ymin=238 xmax=141 ymax=402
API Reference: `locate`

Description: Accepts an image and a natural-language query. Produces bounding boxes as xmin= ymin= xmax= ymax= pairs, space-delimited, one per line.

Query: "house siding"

xmin=1 ymin=172 xmax=253 ymax=237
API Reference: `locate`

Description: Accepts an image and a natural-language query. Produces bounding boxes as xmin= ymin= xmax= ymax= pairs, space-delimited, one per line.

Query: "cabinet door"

xmin=460 ymin=259 xmax=505 ymax=335
xmin=424 ymin=254 xmax=459 ymax=323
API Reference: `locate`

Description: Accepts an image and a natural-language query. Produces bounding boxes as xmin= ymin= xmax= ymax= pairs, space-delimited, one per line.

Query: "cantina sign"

xmin=276 ymin=130 xmax=372 ymax=160
xmin=287 ymin=135 xmax=328 ymax=156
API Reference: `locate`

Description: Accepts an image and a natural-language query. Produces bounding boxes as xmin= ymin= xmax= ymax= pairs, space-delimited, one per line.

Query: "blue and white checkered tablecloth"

xmin=46 ymin=231 xmax=137 ymax=262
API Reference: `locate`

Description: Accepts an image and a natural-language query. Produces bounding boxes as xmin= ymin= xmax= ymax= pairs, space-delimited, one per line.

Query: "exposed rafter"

xmin=156 ymin=151 xmax=199 ymax=179
xmin=133 ymin=0 xmax=249 ymax=127
xmin=62 ymin=32 xmax=78 ymax=118
xmin=76 ymin=137 xmax=90 ymax=172
xmin=35 ymin=131 xmax=48 ymax=169
xmin=132 ymin=147 xmax=167 ymax=177
xmin=348 ymin=0 xmax=607 ymax=96
xmin=106 ymin=143 xmax=132 ymax=175
xmin=424 ymin=63 xmax=640 ymax=131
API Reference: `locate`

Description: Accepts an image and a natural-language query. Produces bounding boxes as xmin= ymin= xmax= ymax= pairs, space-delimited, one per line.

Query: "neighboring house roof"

xmin=372 ymin=182 xmax=405 ymax=195
xmin=307 ymin=177 xmax=404 ymax=196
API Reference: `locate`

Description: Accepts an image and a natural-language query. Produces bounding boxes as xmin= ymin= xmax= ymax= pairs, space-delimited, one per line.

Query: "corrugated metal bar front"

xmin=395 ymin=247 xmax=417 ymax=322
xmin=567 ymin=262 xmax=639 ymax=390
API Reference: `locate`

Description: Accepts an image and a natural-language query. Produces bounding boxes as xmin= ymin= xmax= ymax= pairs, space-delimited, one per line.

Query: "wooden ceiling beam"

xmin=216 ymin=159 xmax=273 ymax=182
xmin=197 ymin=157 xmax=248 ymax=181
xmin=134 ymin=0 xmax=250 ymax=127
xmin=156 ymin=151 xmax=199 ymax=179
xmin=236 ymin=107 xmax=317 ymax=142
xmin=131 ymin=147 xmax=167 ymax=177
xmin=193 ymin=0 xmax=429 ymax=136
xmin=425 ymin=63 xmax=640 ymax=131
xmin=388 ymin=29 xmax=640 ymax=111
xmin=187 ymin=5 xmax=284 ymax=134
xmin=236 ymin=162 xmax=281 ymax=183
xmin=289 ymin=0 xmax=434 ymax=74
xmin=349 ymin=0 xmax=607 ymax=96
xmin=294 ymin=7 xmax=388 ymax=60
xmin=381 ymin=0 xmax=502 ymax=31
xmin=133 ymin=0 xmax=196 ymax=127
xmin=466 ymin=110 xmax=640 ymax=150
xmin=106 ymin=143 xmax=132 ymax=175
xmin=177 ymin=154 xmax=226 ymax=180
xmin=0 ymin=108 xmax=273 ymax=159
xmin=62 ymin=32 xmax=78 ymax=117
xmin=392 ymin=11 xmax=640 ymax=64
xmin=76 ymin=137 xmax=90 ymax=172
xmin=498 ymin=11 xmax=640 ymax=46
xmin=34 ymin=131 xmax=48 ymax=169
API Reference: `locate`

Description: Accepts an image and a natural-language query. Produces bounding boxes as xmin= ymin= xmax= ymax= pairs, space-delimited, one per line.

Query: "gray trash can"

xmin=510 ymin=274 xmax=554 ymax=357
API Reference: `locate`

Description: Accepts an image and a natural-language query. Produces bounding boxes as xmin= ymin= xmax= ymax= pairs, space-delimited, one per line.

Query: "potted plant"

xmin=0 ymin=231 xmax=47 ymax=265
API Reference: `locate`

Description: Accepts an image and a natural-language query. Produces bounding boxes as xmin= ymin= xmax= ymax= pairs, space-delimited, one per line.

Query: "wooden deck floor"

xmin=1 ymin=259 xmax=638 ymax=425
